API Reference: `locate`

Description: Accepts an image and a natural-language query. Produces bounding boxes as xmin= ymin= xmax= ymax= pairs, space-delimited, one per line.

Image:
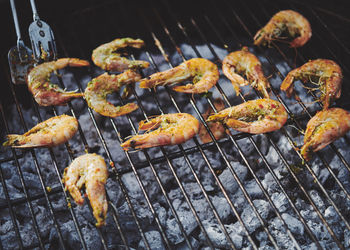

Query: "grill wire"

xmin=0 ymin=0 xmax=350 ymax=249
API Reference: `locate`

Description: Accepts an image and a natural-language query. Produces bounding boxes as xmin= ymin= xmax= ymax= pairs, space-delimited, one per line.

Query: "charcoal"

xmin=262 ymin=172 xmax=279 ymax=195
xmin=211 ymin=196 xmax=231 ymax=221
xmin=218 ymin=162 xmax=248 ymax=194
xmin=281 ymin=213 xmax=304 ymax=235
xmin=306 ymin=220 xmax=332 ymax=242
xmin=324 ymin=206 xmax=340 ymax=224
xmin=241 ymin=200 xmax=271 ymax=233
xmin=232 ymin=190 xmax=248 ymax=214
xmin=268 ymin=217 xmax=295 ymax=249
xmin=244 ymin=180 xmax=263 ymax=199
xmin=153 ymin=203 xmax=167 ymax=227
xmin=344 ymin=229 xmax=350 ymax=248
xmin=1 ymin=231 xmax=20 ymax=249
xmin=165 ymin=218 xmax=186 ymax=244
xmin=176 ymin=236 xmax=200 ymax=250
xmin=198 ymin=221 xmax=243 ymax=249
xmin=82 ymin=226 xmax=102 ymax=249
xmin=309 ymin=190 xmax=326 ymax=212
xmin=138 ymin=230 xmax=165 ymax=250
xmin=271 ymin=192 xmax=290 ymax=213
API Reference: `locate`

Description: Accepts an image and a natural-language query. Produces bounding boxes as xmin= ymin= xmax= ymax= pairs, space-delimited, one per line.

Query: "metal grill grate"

xmin=1 ymin=0 xmax=350 ymax=249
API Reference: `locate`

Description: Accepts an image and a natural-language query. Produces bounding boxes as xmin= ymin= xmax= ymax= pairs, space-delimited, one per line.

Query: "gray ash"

xmin=1 ymin=42 xmax=350 ymax=250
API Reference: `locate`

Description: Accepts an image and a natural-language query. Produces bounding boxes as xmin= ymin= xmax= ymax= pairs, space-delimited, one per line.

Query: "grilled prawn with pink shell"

xmin=27 ymin=58 xmax=89 ymax=106
xmin=301 ymin=108 xmax=350 ymax=161
xmin=281 ymin=59 xmax=342 ymax=109
xmin=63 ymin=153 xmax=108 ymax=227
xmin=254 ymin=10 xmax=312 ymax=48
xmin=139 ymin=58 xmax=219 ymax=94
xmin=222 ymin=46 xmax=271 ymax=98
xmin=121 ymin=113 xmax=199 ymax=150
xmin=207 ymin=99 xmax=288 ymax=134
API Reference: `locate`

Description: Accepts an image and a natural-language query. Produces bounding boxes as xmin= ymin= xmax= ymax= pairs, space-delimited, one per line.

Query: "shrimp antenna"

xmin=286 ymin=124 xmax=305 ymax=135
xmin=293 ymin=47 xmax=298 ymax=69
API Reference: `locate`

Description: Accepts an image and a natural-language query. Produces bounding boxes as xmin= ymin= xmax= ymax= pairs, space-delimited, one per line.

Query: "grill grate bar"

xmin=57 ymin=13 xmax=180 ymax=249
xmin=249 ymin=0 xmax=350 ymax=227
xmin=110 ymin=3 xmax=221 ymax=248
xmin=188 ymin=12 xmax=315 ymax=249
xmin=153 ymin=2 xmax=298 ymax=246
xmin=97 ymin=4 xmax=208 ymax=247
xmin=0 ymin=105 xmax=24 ymax=249
xmin=0 ymin=77 xmax=71 ymax=249
xmin=223 ymin=0 xmax=349 ymax=246
xmin=142 ymin=4 xmax=285 ymax=247
xmin=132 ymin=5 xmax=261 ymax=248
xmin=1 ymin=64 xmax=88 ymax=248
xmin=201 ymin=5 xmax=323 ymax=247
xmin=261 ymin=0 xmax=350 ymax=169
xmin=73 ymin=10 xmax=184 ymax=249
xmin=173 ymin=9 xmax=307 ymax=249
xmin=307 ymin=7 xmax=350 ymax=56
xmin=232 ymin=0 xmax=349 ymax=235
xmin=32 ymin=103 xmax=109 ymax=250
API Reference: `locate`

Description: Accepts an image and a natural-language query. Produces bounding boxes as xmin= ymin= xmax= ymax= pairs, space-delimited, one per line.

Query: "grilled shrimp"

xmin=254 ymin=10 xmax=312 ymax=48
xmin=199 ymin=98 xmax=227 ymax=143
xmin=85 ymin=70 xmax=140 ymax=117
xmin=3 ymin=115 xmax=78 ymax=148
xmin=92 ymin=38 xmax=150 ymax=71
xmin=281 ymin=59 xmax=342 ymax=109
xmin=207 ymin=99 xmax=287 ymax=134
xmin=27 ymin=58 xmax=89 ymax=106
xmin=139 ymin=58 xmax=219 ymax=93
xmin=300 ymin=108 xmax=350 ymax=161
xmin=222 ymin=46 xmax=271 ymax=98
xmin=63 ymin=153 xmax=108 ymax=227
xmin=121 ymin=113 xmax=200 ymax=150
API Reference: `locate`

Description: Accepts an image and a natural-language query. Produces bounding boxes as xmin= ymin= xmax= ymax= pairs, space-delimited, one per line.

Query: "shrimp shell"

xmin=301 ymin=108 xmax=350 ymax=161
xmin=199 ymin=98 xmax=227 ymax=143
xmin=84 ymin=70 xmax=141 ymax=117
xmin=281 ymin=59 xmax=342 ymax=109
xmin=207 ymin=99 xmax=287 ymax=134
xmin=27 ymin=58 xmax=89 ymax=106
xmin=3 ymin=114 xmax=78 ymax=148
xmin=222 ymin=46 xmax=271 ymax=98
xmin=121 ymin=113 xmax=200 ymax=150
xmin=63 ymin=153 xmax=108 ymax=227
xmin=92 ymin=38 xmax=150 ymax=71
xmin=139 ymin=58 xmax=219 ymax=93
xmin=254 ymin=10 xmax=312 ymax=48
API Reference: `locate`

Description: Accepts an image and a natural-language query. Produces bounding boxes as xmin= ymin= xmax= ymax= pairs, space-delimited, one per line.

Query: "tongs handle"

xmin=29 ymin=0 xmax=40 ymax=21
xmin=9 ymin=0 xmax=27 ymax=62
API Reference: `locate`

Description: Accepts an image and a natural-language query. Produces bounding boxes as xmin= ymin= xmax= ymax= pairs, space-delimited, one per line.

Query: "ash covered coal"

xmin=1 ymin=42 xmax=350 ymax=250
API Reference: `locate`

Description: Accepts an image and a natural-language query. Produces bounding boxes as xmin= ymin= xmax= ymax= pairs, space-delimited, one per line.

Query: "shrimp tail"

xmin=129 ymin=60 xmax=150 ymax=69
xmin=66 ymin=185 xmax=85 ymax=206
xmin=257 ymin=80 xmax=271 ymax=98
xmin=3 ymin=134 xmax=25 ymax=147
xmin=280 ymin=73 xmax=296 ymax=97
xmin=113 ymin=103 xmax=139 ymax=117
xmin=253 ymin=29 xmax=266 ymax=46
xmin=172 ymin=84 xmax=196 ymax=93
xmin=300 ymin=142 xmax=312 ymax=162
xmin=207 ymin=113 xmax=227 ymax=123
xmin=87 ymin=181 xmax=108 ymax=227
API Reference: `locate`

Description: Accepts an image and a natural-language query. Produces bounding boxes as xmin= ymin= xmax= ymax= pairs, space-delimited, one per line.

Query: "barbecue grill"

xmin=1 ymin=0 xmax=350 ymax=249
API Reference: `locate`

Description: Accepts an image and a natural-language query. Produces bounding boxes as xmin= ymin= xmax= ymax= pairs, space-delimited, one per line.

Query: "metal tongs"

xmin=8 ymin=0 xmax=34 ymax=84
xmin=28 ymin=0 xmax=57 ymax=61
